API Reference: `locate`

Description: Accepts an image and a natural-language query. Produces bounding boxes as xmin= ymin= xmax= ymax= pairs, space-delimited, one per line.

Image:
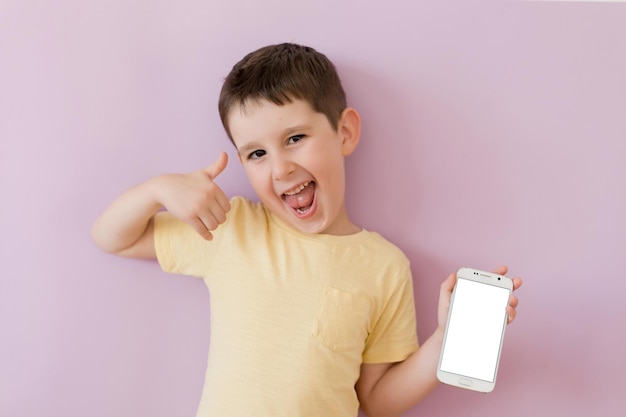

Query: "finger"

xmin=203 ymin=152 xmax=229 ymax=180
xmin=213 ymin=188 xmax=231 ymax=215
xmin=205 ymin=201 xmax=228 ymax=225
xmin=202 ymin=188 xmax=230 ymax=225
xmin=444 ymin=272 xmax=456 ymax=290
xmin=441 ymin=272 xmax=457 ymax=295
xmin=506 ymin=293 xmax=519 ymax=324
xmin=198 ymin=213 xmax=219 ymax=232
xmin=506 ymin=306 xmax=517 ymax=324
xmin=512 ymin=277 xmax=523 ymax=291
xmin=189 ymin=217 xmax=214 ymax=241
xmin=492 ymin=265 xmax=508 ymax=276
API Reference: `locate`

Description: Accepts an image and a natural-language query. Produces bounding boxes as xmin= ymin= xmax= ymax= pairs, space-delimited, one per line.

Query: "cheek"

xmin=244 ymin=165 xmax=271 ymax=192
xmin=311 ymin=144 xmax=343 ymax=175
xmin=242 ymin=165 xmax=259 ymax=184
xmin=319 ymin=154 xmax=345 ymax=183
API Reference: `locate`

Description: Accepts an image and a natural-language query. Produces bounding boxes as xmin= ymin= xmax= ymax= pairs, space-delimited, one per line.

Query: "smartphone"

xmin=437 ymin=267 xmax=513 ymax=393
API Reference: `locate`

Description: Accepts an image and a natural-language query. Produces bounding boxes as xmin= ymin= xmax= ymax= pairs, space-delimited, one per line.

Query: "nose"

xmin=271 ymin=154 xmax=296 ymax=181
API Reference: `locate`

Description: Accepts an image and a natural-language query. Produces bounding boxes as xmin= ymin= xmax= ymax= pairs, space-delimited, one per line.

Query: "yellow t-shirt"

xmin=154 ymin=197 xmax=418 ymax=417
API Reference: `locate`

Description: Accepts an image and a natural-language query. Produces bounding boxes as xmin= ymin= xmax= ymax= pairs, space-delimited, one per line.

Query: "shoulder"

xmin=226 ymin=196 xmax=271 ymax=228
xmin=358 ymin=231 xmax=411 ymax=272
xmin=330 ymin=230 xmax=412 ymax=294
xmin=229 ymin=196 xmax=265 ymax=215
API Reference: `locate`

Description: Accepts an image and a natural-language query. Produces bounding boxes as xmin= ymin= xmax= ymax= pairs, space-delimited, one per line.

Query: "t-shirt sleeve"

xmin=153 ymin=211 xmax=219 ymax=278
xmin=362 ymin=264 xmax=419 ymax=364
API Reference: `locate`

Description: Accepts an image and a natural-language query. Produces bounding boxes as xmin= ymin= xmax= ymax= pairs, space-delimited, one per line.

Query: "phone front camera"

xmin=498 ymin=277 xmax=501 ymax=280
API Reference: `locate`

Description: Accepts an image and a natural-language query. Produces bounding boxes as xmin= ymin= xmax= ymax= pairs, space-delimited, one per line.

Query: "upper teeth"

xmin=284 ymin=182 xmax=310 ymax=196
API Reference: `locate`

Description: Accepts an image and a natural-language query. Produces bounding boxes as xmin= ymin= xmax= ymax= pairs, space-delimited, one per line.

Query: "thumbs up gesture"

xmin=157 ymin=152 xmax=231 ymax=240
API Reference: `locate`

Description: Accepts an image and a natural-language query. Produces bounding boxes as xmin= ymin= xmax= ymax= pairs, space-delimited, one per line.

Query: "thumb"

xmin=442 ymin=271 xmax=457 ymax=294
xmin=203 ymin=152 xmax=229 ymax=179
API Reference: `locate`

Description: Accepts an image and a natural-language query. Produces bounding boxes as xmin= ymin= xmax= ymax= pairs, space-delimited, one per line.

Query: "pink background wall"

xmin=2 ymin=1 xmax=625 ymax=416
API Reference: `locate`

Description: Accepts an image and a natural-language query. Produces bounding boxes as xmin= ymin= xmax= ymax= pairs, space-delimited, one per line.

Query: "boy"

xmin=92 ymin=43 xmax=521 ymax=417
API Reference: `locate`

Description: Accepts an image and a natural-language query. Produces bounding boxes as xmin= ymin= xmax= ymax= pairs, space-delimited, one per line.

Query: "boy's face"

xmin=228 ymin=99 xmax=360 ymax=235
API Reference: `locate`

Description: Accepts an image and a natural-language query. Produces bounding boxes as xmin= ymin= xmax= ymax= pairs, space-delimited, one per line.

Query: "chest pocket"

xmin=313 ymin=287 xmax=371 ymax=352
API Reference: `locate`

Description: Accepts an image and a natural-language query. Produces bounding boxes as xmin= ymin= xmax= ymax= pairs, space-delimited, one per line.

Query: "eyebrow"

xmin=237 ymin=142 xmax=260 ymax=157
xmin=282 ymin=124 xmax=310 ymax=136
xmin=236 ymin=124 xmax=312 ymax=155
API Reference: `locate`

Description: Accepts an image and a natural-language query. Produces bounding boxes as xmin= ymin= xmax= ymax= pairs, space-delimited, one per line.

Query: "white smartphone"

xmin=437 ymin=267 xmax=513 ymax=393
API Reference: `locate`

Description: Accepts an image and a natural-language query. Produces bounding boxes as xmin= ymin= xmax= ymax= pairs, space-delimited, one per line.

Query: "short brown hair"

xmin=218 ymin=43 xmax=347 ymax=142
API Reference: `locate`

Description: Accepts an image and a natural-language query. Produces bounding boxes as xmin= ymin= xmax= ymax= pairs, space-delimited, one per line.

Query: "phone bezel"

xmin=436 ymin=267 xmax=513 ymax=393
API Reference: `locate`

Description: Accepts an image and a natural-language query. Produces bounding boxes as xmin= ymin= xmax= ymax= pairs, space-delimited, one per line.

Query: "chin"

xmin=287 ymin=219 xmax=324 ymax=234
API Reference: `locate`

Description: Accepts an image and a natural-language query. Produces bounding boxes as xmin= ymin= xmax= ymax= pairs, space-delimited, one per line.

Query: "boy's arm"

xmin=356 ymin=267 xmax=522 ymax=417
xmin=91 ymin=152 xmax=231 ymax=258
xmin=356 ymin=329 xmax=443 ymax=417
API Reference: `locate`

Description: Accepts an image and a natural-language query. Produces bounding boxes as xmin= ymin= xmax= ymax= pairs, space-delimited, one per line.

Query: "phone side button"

xmin=459 ymin=377 xmax=473 ymax=387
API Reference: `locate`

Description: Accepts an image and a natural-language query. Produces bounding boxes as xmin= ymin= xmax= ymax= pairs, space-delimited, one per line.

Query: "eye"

xmin=247 ymin=149 xmax=266 ymax=160
xmin=287 ymin=134 xmax=305 ymax=144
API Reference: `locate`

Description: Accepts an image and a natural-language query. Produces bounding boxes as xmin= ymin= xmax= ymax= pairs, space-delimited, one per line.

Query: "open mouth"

xmin=282 ymin=181 xmax=316 ymax=217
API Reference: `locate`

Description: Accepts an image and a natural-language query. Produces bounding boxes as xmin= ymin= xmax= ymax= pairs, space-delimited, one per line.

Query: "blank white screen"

xmin=440 ymin=277 xmax=510 ymax=382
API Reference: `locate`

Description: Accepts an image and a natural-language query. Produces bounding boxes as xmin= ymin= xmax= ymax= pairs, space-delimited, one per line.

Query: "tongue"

xmin=284 ymin=183 xmax=315 ymax=209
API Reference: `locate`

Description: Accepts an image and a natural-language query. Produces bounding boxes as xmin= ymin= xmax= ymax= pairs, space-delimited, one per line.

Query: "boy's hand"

xmin=437 ymin=266 xmax=523 ymax=331
xmin=156 ymin=152 xmax=231 ymax=240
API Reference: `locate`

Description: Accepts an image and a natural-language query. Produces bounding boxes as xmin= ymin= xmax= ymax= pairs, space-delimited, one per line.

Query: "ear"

xmin=338 ymin=107 xmax=361 ymax=156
